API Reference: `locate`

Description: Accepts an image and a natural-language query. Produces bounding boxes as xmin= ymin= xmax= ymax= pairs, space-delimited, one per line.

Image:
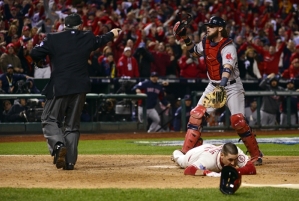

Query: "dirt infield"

xmin=1 ymin=130 xmax=299 ymax=189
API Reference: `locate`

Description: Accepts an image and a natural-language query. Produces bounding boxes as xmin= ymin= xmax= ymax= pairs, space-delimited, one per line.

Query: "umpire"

xmin=30 ymin=13 xmax=121 ymax=170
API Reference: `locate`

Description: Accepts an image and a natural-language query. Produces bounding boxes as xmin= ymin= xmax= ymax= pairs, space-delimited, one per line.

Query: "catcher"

xmin=173 ymin=15 xmax=263 ymax=165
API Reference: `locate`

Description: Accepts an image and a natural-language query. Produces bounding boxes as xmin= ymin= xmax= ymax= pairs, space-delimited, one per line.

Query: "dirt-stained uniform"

xmin=172 ymin=144 xmax=256 ymax=176
xmin=178 ymin=16 xmax=263 ymax=165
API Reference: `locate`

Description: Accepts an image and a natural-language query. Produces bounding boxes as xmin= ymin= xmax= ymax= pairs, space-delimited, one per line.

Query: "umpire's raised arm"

xmin=94 ymin=28 xmax=121 ymax=50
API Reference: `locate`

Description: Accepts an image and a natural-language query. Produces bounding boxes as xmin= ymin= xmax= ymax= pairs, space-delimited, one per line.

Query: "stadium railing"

xmin=0 ymin=93 xmax=147 ymax=134
xmin=180 ymin=91 xmax=299 ymax=132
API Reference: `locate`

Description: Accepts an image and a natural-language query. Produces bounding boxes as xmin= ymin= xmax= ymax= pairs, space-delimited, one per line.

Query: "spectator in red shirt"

xmin=281 ymin=58 xmax=299 ymax=79
xmin=178 ymin=54 xmax=201 ymax=78
xmin=116 ymin=47 xmax=139 ymax=78
xmin=290 ymin=44 xmax=299 ymax=63
xmin=150 ymin=42 xmax=171 ymax=77
xmin=250 ymin=39 xmax=285 ymax=75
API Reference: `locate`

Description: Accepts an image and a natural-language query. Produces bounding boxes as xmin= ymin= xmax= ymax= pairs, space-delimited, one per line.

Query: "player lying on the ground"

xmin=172 ymin=142 xmax=256 ymax=176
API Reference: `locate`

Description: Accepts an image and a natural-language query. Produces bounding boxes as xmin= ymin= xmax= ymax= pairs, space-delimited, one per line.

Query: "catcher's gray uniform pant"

xmin=197 ymin=77 xmax=245 ymax=115
xmin=41 ymin=93 xmax=86 ymax=165
xmin=138 ymin=106 xmax=161 ymax=132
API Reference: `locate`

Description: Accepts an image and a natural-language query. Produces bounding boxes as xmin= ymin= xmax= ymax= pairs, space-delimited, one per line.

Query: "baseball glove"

xmin=219 ymin=166 xmax=242 ymax=195
xmin=202 ymin=86 xmax=227 ymax=108
xmin=173 ymin=12 xmax=192 ymax=40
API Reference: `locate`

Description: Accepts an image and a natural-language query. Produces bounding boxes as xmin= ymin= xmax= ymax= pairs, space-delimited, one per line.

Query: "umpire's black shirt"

xmin=30 ymin=30 xmax=114 ymax=99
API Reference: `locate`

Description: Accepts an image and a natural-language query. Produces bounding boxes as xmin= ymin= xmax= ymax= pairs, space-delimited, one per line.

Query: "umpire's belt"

xmin=211 ymin=79 xmax=236 ymax=87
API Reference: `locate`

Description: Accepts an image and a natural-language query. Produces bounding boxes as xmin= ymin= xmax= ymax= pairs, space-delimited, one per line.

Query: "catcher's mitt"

xmin=173 ymin=12 xmax=192 ymax=40
xmin=220 ymin=166 xmax=242 ymax=195
xmin=202 ymin=86 xmax=227 ymax=108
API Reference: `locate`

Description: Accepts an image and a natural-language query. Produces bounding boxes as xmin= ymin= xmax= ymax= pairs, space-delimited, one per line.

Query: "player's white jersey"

xmin=180 ymin=144 xmax=249 ymax=172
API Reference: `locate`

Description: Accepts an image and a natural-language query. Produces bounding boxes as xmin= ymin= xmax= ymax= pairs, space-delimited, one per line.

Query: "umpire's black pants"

xmin=41 ymin=93 xmax=86 ymax=165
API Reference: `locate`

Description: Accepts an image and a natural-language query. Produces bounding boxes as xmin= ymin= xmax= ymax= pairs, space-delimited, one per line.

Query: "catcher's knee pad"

xmin=189 ymin=105 xmax=207 ymax=126
xmin=231 ymin=114 xmax=261 ymax=163
xmin=181 ymin=105 xmax=207 ymax=154
xmin=230 ymin=113 xmax=250 ymax=134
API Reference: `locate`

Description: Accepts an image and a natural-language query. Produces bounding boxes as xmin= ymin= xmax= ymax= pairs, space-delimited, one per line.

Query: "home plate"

xmin=242 ymin=183 xmax=299 ymax=189
xmin=148 ymin=165 xmax=178 ymax=168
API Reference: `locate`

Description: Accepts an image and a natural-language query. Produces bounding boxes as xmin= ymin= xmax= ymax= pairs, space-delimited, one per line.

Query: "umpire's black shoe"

xmin=63 ymin=163 xmax=75 ymax=170
xmin=53 ymin=143 xmax=67 ymax=169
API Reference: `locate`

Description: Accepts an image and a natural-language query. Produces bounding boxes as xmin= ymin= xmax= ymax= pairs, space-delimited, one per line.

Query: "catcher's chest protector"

xmin=203 ymin=38 xmax=232 ymax=80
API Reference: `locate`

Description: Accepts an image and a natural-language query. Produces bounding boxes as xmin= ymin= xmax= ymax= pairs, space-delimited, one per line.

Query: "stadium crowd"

xmin=0 ymin=0 xmax=298 ymax=129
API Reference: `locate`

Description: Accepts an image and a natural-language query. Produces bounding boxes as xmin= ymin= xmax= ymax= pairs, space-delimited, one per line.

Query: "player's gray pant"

xmin=138 ymin=106 xmax=161 ymax=132
xmin=260 ymin=110 xmax=277 ymax=126
xmin=280 ymin=113 xmax=296 ymax=125
xmin=41 ymin=93 xmax=86 ymax=165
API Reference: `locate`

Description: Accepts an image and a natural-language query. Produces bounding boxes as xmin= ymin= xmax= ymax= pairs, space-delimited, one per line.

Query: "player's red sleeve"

xmin=236 ymin=161 xmax=256 ymax=175
xmin=184 ymin=165 xmax=198 ymax=175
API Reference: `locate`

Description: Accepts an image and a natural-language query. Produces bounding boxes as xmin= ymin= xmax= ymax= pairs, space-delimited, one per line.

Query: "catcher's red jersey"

xmin=203 ymin=38 xmax=233 ymax=80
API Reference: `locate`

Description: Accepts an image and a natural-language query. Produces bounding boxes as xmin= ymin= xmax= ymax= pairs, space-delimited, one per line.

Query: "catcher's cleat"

xmin=252 ymin=151 xmax=263 ymax=166
xmin=53 ymin=143 xmax=67 ymax=169
xmin=63 ymin=163 xmax=74 ymax=170
xmin=254 ymin=158 xmax=263 ymax=166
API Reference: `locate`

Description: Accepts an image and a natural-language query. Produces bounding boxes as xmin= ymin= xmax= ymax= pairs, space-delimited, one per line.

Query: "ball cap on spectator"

xmin=150 ymin=72 xmax=159 ymax=77
xmin=7 ymin=64 xmax=13 ymax=69
xmin=287 ymin=79 xmax=295 ymax=85
xmin=184 ymin=95 xmax=191 ymax=100
xmin=204 ymin=16 xmax=226 ymax=27
xmin=65 ymin=13 xmax=83 ymax=28
xmin=22 ymin=26 xmax=30 ymax=31
xmin=124 ymin=47 xmax=131 ymax=52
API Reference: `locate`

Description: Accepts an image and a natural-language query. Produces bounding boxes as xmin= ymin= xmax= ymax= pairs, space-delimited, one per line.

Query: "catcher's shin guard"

xmin=181 ymin=105 xmax=207 ymax=154
xmin=231 ymin=114 xmax=262 ymax=164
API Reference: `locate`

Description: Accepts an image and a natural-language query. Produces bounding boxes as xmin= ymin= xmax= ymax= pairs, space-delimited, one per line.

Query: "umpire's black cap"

xmin=204 ymin=16 xmax=226 ymax=27
xmin=65 ymin=13 xmax=82 ymax=28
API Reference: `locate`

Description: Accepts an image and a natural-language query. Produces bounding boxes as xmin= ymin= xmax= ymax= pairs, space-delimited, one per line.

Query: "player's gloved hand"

xmin=186 ymin=58 xmax=193 ymax=64
xmin=203 ymin=86 xmax=227 ymax=108
xmin=214 ymin=86 xmax=226 ymax=103
xmin=173 ymin=21 xmax=187 ymax=40
xmin=203 ymin=170 xmax=221 ymax=177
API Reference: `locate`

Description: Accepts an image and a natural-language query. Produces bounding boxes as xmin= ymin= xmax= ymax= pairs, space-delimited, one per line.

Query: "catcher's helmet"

xmin=65 ymin=13 xmax=82 ymax=28
xmin=219 ymin=166 xmax=241 ymax=195
xmin=204 ymin=16 xmax=226 ymax=27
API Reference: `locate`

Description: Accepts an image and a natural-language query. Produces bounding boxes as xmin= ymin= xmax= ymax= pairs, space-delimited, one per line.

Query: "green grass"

xmin=0 ymin=136 xmax=298 ymax=156
xmin=0 ymin=187 xmax=299 ymax=201
xmin=0 ymin=135 xmax=299 ymax=201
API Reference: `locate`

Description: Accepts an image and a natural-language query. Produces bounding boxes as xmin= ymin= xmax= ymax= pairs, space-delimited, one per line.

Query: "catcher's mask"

xmin=219 ymin=166 xmax=241 ymax=195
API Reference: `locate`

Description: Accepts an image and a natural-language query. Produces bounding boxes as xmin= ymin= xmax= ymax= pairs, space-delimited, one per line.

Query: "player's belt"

xmin=211 ymin=79 xmax=236 ymax=87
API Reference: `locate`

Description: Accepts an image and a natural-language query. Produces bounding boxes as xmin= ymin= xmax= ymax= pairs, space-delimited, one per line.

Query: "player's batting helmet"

xmin=219 ymin=166 xmax=242 ymax=195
